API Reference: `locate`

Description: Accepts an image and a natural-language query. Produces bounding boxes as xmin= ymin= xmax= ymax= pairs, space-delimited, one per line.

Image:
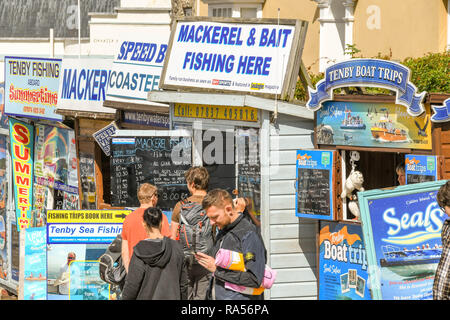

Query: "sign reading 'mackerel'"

xmin=160 ymin=19 xmax=301 ymax=96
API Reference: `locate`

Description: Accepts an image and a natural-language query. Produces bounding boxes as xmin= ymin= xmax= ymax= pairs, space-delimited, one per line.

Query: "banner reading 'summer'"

xmin=4 ymin=56 xmax=62 ymax=121
xmin=9 ymin=118 xmax=34 ymax=231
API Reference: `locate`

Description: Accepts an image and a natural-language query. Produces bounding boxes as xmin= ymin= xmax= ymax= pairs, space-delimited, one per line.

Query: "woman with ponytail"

xmin=122 ymin=207 xmax=188 ymax=300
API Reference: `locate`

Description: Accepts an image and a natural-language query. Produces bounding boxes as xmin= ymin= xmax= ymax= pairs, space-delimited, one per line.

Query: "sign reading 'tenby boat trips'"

xmin=307 ymin=59 xmax=426 ymax=116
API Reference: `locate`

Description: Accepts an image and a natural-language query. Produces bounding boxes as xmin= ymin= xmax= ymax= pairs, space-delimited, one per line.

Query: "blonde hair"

xmin=137 ymin=183 xmax=158 ymax=204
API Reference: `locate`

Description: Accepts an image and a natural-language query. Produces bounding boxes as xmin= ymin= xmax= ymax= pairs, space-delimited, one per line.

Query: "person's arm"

xmin=121 ymin=254 xmax=145 ymax=300
xmin=170 ymin=221 xmax=180 ymax=240
xmin=170 ymin=202 xmax=181 ymax=240
xmin=243 ymin=207 xmax=261 ymax=228
xmin=122 ymin=239 xmax=130 ymax=273
xmin=196 ymin=232 xmax=266 ymax=288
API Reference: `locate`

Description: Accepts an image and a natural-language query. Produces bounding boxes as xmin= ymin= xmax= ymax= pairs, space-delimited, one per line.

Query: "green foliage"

xmin=295 ymin=49 xmax=450 ymax=101
xmin=402 ymin=52 xmax=450 ymax=94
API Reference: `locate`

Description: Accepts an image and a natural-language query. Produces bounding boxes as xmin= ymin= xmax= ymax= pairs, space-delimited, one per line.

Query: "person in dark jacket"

xmin=195 ymin=189 xmax=266 ymax=300
xmin=121 ymin=207 xmax=188 ymax=300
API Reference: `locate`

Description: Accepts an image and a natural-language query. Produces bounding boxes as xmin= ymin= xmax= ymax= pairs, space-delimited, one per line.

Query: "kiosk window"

xmin=202 ymin=129 xmax=235 ymax=194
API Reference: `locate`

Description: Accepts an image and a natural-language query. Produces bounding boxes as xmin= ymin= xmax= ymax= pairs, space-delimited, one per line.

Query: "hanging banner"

xmin=23 ymin=226 xmax=47 ymax=300
xmin=34 ymin=124 xmax=79 ymax=195
xmin=4 ymin=56 xmax=62 ymax=121
xmin=307 ymin=59 xmax=426 ymax=116
xmin=318 ymin=221 xmax=371 ymax=300
xmin=358 ymin=180 xmax=447 ymax=300
xmin=9 ymin=118 xmax=34 ymax=231
xmin=431 ymin=98 xmax=450 ymax=122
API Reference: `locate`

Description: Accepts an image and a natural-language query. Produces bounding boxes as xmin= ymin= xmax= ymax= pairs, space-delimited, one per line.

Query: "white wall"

xmin=266 ymin=113 xmax=318 ymax=299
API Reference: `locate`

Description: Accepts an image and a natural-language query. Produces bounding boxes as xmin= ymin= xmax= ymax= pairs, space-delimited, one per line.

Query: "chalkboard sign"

xmin=295 ymin=149 xmax=337 ymax=220
xmin=201 ymin=129 xmax=235 ymax=194
xmin=110 ymin=131 xmax=192 ymax=210
xmin=237 ymin=128 xmax=260 ymax=216
xmin=405 ymin=154 xmax=440 ymax=185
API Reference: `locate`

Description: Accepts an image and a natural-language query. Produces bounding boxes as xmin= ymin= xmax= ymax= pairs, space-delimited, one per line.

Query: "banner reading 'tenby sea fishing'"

xmin=9 ymin=118 xmax=34 ymax=231
xmin=307 ymin=59 xmax=426 ymax=116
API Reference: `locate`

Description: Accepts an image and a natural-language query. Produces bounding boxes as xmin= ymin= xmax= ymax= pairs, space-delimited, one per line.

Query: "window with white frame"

xmin=207 ymin=1 xmax=263 ymax=18
xmin=212 ymin=7 xmax=232 ymax=17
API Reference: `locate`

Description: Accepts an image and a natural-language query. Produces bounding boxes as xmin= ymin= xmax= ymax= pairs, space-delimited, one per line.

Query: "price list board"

xmin=295 ymin=149 xmax=339 ymax=221
xmin=110 ymin=135 xmax=192 ymax=210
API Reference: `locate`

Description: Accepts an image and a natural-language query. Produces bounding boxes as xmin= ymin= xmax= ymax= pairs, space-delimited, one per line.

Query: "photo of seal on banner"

xmin=431 ymin=98 xmax=450 ymax=123
xmin=306 ymin=59 xmax=426 ymax=116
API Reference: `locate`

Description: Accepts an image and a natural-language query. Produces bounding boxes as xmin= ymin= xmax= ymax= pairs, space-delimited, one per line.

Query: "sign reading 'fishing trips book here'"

xmin=307 ymin=59 xmax=426 ymax=117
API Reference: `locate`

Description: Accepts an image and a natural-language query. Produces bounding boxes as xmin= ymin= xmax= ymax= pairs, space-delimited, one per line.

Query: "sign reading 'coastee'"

xmin=160 ymin=18 xmax=305 ymax=96
xmin=307 ymin=59 xmax=426 ymax=116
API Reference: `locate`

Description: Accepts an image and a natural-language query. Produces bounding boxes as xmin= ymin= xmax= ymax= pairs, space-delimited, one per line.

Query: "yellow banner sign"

xmin=47 ymin=210 xmax=131 ymax=224
xmin=174 ymin=103 xmax=258 ymax=122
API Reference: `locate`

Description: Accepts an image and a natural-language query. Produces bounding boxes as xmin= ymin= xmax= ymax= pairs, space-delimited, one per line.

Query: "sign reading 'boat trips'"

xmin=316 ymin=101 xmax=432 ymax=150
xmin=405 ymin=155 xmax=439 ymax=184
xmin=307 ymin=59 xmax=426 ymax=116
xmin=358 ymin=180 xmax=447 ymax=300
xmin=318 ymin=221 xmax=371 ymax=300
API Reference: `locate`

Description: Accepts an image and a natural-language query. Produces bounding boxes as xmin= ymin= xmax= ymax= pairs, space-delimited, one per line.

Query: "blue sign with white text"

xmin=359 ymin=182 xmax=447 ymax=300
xmin=405 ymin=154 xmax=438 ymax=184
xmin=319 ymin=221 xmax=371 ymax=300
xmin=307 ymin=59 xmax=426 ymax=116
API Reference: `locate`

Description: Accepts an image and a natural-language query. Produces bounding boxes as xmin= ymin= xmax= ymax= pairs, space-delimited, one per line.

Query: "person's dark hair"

xmin=185 ymin=166 xmax=209 ymax=190
xmin=143 ymin=207 xmax=163 ymax=229
xmin=437 ymin=181 xmax=450 ymax=209
xmin=202 ymin=188 xmax=234 ymax=210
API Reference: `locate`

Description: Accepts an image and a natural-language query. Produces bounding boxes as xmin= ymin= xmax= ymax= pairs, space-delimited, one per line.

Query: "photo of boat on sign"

xmin=316 ymin=101 xmax=432 ymax=150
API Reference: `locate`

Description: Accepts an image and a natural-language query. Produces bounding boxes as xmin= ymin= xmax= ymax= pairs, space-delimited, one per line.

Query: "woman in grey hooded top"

xmin=122 ymin=207 xmax=188 ymax=300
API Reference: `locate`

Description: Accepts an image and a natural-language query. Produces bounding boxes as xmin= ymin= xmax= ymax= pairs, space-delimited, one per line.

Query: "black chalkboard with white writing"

xmin=296 ymin=168 xmax=331 ymax=216
xmin=295 ymin=149 xmax=337 ymax=221
xmin=110 ymin=136 xmax=192 ymax=210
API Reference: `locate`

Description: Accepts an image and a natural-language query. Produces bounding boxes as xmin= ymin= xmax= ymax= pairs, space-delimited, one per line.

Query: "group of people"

xmin=119 ymin=166 xmax=266 ymax=300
